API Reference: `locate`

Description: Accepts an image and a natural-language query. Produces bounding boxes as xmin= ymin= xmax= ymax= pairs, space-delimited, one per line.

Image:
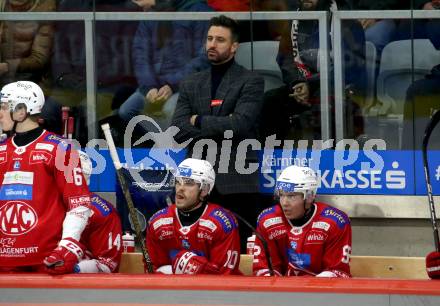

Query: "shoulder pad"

xmin=149 ymin=207 xmax=170 ymax=224
xmin=91 ymin=194 xmax=113 ymax=217
xmin=320 ymin=206 xmax=349 ymax=229
xmin=209 ymin=207 xmax=237 ymax=234
xmin=43 ymin=133 xmax=70 ymax=151
xmin=257 ymin=206 xmax=276 ymax=224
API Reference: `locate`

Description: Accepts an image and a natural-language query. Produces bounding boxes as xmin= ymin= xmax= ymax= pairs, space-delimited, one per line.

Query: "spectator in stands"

xmin=0 ymin=0 xmax=55 ymax=87
xmin=146 ymin=158 xmax=241 ymax=275
xmin=253 ymin=165 xmax=352 ymax=277
xmin=171 ymin=15 xmax=265 ymax=251
xmin=348 ymin=0 xmax=403 ymax=57
xmin=117 ymin=0 xmax=212 ymax=131
xmin=396 ymin=0 xmax=440 ymax=50
xmin=260 ymin=0 xmax=366 ymax=142
xmin=401 ymin=63 xmax=440 ymax=150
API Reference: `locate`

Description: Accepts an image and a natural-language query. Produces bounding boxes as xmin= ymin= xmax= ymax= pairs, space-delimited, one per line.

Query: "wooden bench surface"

xmin=119 ymin=253 xmax=428 ymax=279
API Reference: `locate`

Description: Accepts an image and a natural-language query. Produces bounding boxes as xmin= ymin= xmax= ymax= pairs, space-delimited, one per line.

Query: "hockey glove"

xmin=172 ymin=251 xmax=219 ymax=275
xmin=426 ymin=251 xmax=440 ymax=279
xmin=44 ymin=238 xmax=85 ymax=275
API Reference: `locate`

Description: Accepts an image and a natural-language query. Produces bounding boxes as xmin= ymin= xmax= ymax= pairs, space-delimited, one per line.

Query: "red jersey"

xmin=80 ymin=193 xmax=122 ymax=272
xmin=146 ymin=203 xmax=241 ymax=275
xmin=253 ymin=202 xmax=351 ymax=277
xmin=0 ymin=130 xmax=91 ymax=267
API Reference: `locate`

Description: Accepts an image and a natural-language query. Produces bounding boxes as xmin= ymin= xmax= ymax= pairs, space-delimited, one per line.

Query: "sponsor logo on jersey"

xmin=44 ymin=134 xmax=69 ymax=151
xmin=2 ymin=171 xmax=34 ymax=185
xmin=321 ymin=207 xmax=348 ymax=229
xmin=14 ymin=147 xmax=26 ymax=155
xmin=0 ymin=185 xmax=33 ymax=200
xmin=199 ymin=219 xmax=217 ymax=232
xmin=0 ymin=201 xmax=38 ymax=235
xmin=29 ymin=151 xmax=52 ymax=165
xmin=287 ymin=250 xmax=311 ymax=269
xmin=0 ymin=145 xmax=6 ymax=151
xmin=290 ymin=227 xmax=303 ymax=235
xmin=158 ymin=230 xmax=173 ymax=240
xmin=211 ymin=209 xmax=236 ymax=234
xmin=312 ymin=221 xmax=330 ymax=231
xmin=197 ymin=231 xmax=213 ymax=241
xmin=149 ymin=208 xmax=168 ymax=224
xmin=68 ymin=195 xmax=91 ymax=209
xmin=177 ymin=167 xmax=192 ymax=177
xmin=257 ymin=206 xmax=275 ymax=223
xmin=305 ymin=231 xmax=327 ymax=245
xmin=268 ymin=229 xmax=287 ymax=240
xmin=91 ymin=195 xmax=112 ymax=217
xmin=35 ymin=143 xmax=55 ymax=152
xmin=0 ymin=152 xmax=7 ymax=164
xmin=153 ymin=217 xmax=173 ymax=230
xmin=263 ymin=217 xmax=283 ymax=228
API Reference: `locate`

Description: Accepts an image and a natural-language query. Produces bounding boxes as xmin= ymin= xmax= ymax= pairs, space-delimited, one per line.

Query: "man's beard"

xmin=207 ymin=50 xmax=231 ymax=64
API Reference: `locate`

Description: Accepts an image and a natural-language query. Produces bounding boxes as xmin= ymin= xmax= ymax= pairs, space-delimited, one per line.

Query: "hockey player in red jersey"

xmin=0 ymin=81 xmax=92 ymax=274
xmin=146 ymin=158 xmax=241 ymax=275
xmin=73 ymin=151 xmax=123 ymax=273
xmin=426 ymin=251 xmax=440 ymax=279
xmin=253 ymin=165 xmax=352 ymax=277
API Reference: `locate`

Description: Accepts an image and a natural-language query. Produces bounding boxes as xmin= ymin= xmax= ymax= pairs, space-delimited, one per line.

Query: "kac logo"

xmin=0 ymin=201 xmax=37 ymax=235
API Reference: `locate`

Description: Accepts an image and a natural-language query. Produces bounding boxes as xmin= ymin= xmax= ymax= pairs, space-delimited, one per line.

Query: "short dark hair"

xmin=209 ymin=15 xmax=240 ymax=42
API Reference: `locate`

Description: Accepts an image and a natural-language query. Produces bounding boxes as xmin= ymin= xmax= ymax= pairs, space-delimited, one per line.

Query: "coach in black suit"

xmin=171 ymin=15 xmax=265 ymax=249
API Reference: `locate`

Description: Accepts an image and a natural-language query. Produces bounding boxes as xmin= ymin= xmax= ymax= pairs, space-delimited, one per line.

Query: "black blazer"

xmin=171 ymin=61 xmax=265 ymax=194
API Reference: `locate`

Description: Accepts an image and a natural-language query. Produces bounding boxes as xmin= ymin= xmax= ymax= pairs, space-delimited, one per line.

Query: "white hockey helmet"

xmin=175 ymin=158 xmax=215 ymax=194
xmin=276 ymin=165 xmax=318 ymax=199
xmin=78 ymin=150 xmax=92 ymax=186
xmin=0 ymin=81 xmax=45 ymax=115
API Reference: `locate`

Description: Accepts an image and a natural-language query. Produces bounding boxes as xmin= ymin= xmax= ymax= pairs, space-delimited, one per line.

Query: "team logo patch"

xmin=29 ymin=151 xmax=52 ymax=165
xmin=13 ymin=161 xmax=20 ymax=170
xmin=0 ymin=152 xmax=7 ymax=164
xmin=312 ymin=221 xmax=330 ymax=231
xmin=0 ymin=201 xmax=38 ymax=235
xmin=35 ymin=143 xmax=55 ymax=152
xmin=290 ymin=227 xmax=303 ymax=235
xmin=290 ymin=241 xmax=297 ymax=250
xmin=14 ymin=147 xmax=26 ymax=155
xmin=321 ymin=207 xmax=348 ymax=229
xmin=91 ymin=195 xmax=113 ymax=217
xmin=179 ymin=226 xmax=190 ymax=235
xmin=181 ymin=239 xmax=191 ymax=250
xmin=211 ymin=209 xmax=236 ymax=234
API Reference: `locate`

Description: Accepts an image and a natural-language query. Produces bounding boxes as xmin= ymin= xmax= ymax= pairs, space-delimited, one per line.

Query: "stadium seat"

xmin=376 ymin=39 xmax=440 ymax=116
xmin=235 ymin=41 xmax=284 ymax=92
xmin=364 ymin=41 xmax=377 ymax=110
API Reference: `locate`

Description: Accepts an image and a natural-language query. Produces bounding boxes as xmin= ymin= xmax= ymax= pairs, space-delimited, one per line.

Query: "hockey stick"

xmin=101 ymin=123 xmax=154 ymax=273
xmin=232 ymin=212 xmax=275 ymax=276
xmin=422 ymin=109 xmax=440 ymax=252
